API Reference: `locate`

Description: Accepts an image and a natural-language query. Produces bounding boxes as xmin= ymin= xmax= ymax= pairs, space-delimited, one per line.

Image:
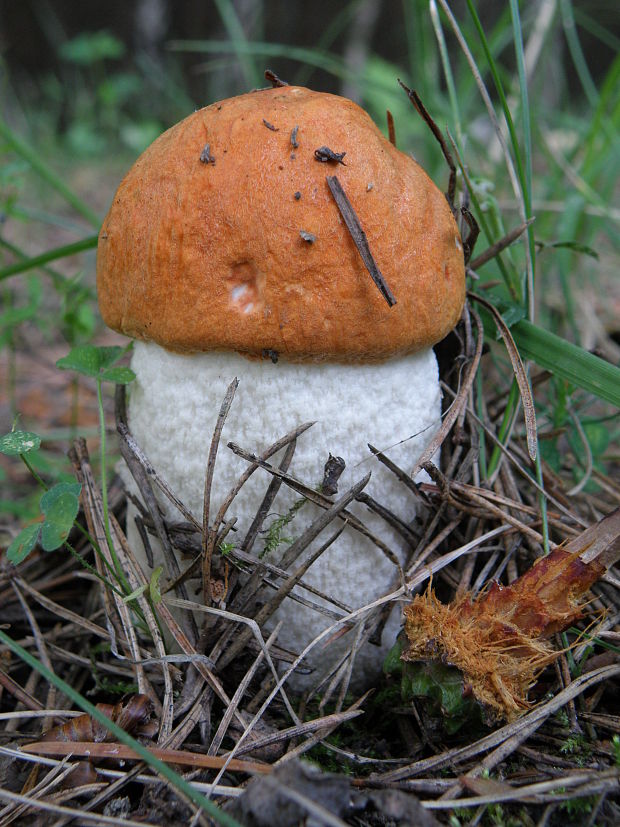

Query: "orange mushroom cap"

xmin=97 ymin=85 xmax=465 ymax=362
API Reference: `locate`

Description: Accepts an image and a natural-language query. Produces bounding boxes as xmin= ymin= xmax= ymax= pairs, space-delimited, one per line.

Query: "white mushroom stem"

xmin=123 ymin=341 xmax=441 ymax=687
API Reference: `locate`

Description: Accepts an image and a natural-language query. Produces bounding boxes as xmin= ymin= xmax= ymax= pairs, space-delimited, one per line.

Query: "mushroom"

xmin=97 ymin=84 xmax=465 ymax=686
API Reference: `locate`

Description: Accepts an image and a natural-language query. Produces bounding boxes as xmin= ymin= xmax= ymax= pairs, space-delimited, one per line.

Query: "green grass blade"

xmin=0 ymin=235 xmax=99 ymax=282
xmin=509 ymin=0 xmax=536 ymax=314
xmin=0 ymin=119 xmax=101 ymax=229
xmin=0 ymin=237 xmax=67 ymax=287
xmin=560 ymin=0 xmax=599 ymax=107
xmin=0 ymin=628 xmax=244 ymax=827
xmin=512 ymin=320 xmax=620 ymax=407
xmin=213 ymin=0 xmax=261 ymax=88
xmin=168 ymin=39 xmax=348 ymax=83
xmin=293 ymin=2 xmax=360 ymax=87
xmin=430 ymin=0 xmax=462 ymax=145
xmin=465 ymin=0 xmax=532 ymax=312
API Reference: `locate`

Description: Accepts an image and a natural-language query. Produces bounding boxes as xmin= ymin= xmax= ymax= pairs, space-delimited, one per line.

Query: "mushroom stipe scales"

xmin=97 ymin=84 xmax=467 ymax=687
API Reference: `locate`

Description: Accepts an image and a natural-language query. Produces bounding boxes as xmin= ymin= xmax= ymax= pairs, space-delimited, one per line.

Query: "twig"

xmin=264 ymin=69 xmax=288 ymax=87
xmin=20 ymin=741 xmax=270 ymax=774
xmin=468 ymin=218 xmax=535 ymax=270
xmin=227 ymin=441 xmax=400 ymax=564
xmin=203 ymin=379 xmax=238 ymax=605
xmin=398 ymin=79 xmax=456 ymax=205
xmin=386 ymin=110 xmax=396 ymax=145
xmin=326 ymin=175 xmax=396 ymax=306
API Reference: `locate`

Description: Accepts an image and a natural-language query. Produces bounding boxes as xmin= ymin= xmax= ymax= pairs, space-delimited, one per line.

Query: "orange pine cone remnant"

xmin=402 ymin=548 xmax=606 ymax=721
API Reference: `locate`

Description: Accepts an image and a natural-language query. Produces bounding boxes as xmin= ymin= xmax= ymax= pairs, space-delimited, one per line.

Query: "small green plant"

xmin=3 ymin=346 xmax=135 ymax=596
xmin=560 ymin=731 xmax=591 ymax=759
xmin=57 ymin=30 xmax=162 ymax=156
xmin=260 ymin=496 xmax=306 ymax=558
xmin=88 ymin=642 xmax=139 ymax=696
xmin=1 ymin=429 xmax=81 ymax=563
xmin=558 ymin=793 xmax=595 ymax=821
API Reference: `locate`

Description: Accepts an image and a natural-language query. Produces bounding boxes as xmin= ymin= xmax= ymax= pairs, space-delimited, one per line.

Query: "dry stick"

xmin=446 ymin=479 xmax=573 ymax=528
xmin=280 ymin=474 xmax=371 ymax=570
xmin=228 ymin=441 xmax=401 ymax=566
xmin=468 ymin=219 xmax=535 ymax=271
xmin=69 ymin=448 xmax=125 ymax=657
xmin=115 ymin=387 xmax=199 ymax=643
xmin=208 ymin=434 xmax=306 ymax=665
xmin=234 ymin=709 xmax=363 ymax=758
xmin=50 ymin=695 xmax=215 ymax=827
xmin=264 ymin=68 xmax=288 ymax=87
xmin=208 ymin=624 xmax=282 ymax=758
xmin=386 ymin=109 xmax=396 ymax=146
xmin=20 ymin=741 xmax=270 ymax=775
xmin=428 ymin=770 xmax=620 ymax=810
xmin=366 ymin=443 xmax=427 ymax=500
xmin=217 ymin=480 xmax=366 ymax=673
xmin=275 ymin=695 xmax=368 ymax=766
xmin=165 ymin=597 xmax=299 ymax=726
xmin=241 ymin=433 xmax=307 ymax=554
xmin=328 ymin=620 xmax=366 ymax=712
xmin=10 ymin=584 xmax=56 ymax=716
xmin=325 ymin=175 xmax=397 ymax=306
xmin=569 ymin=506 xmax=620 ymax=568
xmin=203 ymin=378 xmax=239 ymax=605
xmin=70 ymin=440 xmax=146 ymax=692
xmin=468 ymin=290 xmax=538 ymax=461
xmin=398 ymin=79 xmax=456 ymax=206
xmin=109 ymin=514 xmax=174 ymax=742
xmin=159 ymin=428 xmax=305 ymax=597
xmin=0 ymin=670 xmax=44 ymax=713
xmin=423 ymin=462 xmax=551 ymax=548
xmin=440 ymin=380 xmax=588 ymax=528
xmin=13 ymin=578 xmax=109 ymax=642
xmin=0 ymin=761 xmax=81 ymax=827
xmin=228 ymin=547 xmax=350 ymax=613
xmin=258 ymin=523 xmax=347 ymax=630
xmin=355 ymin=492 xmax=419 ymax=546
xmin=212 ymin=422 xmax=314 ymax=570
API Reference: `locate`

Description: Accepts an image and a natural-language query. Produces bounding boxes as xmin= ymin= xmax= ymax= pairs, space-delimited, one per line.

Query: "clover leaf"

xmin=40 ymin=482 xmax=82 ymax=551
xmin=0 ymin=430 xmax=41 ymax=456
xmin=6 ymin=481 xmax=82 ymax=564
xmin=7 ymin=523 xmax=42 ymax=564
xmin=56 ymin=345 xmax=135 ymax=384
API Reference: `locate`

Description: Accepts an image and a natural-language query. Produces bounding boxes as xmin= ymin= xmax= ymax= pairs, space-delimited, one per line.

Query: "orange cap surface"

xmin=97 ymin=85 xmax=465 ymax=362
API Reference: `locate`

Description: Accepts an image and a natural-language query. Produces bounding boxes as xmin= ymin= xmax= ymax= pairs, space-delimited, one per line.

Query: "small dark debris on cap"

xmin=300 ymin=230 xmax=316 ymax=243
xmin=291 ymin=125 xmax=299 ymax=149
xmin=261 ymin=348 xmax=279 ymax=363
xmin=264 ymin=69 xmax=288 ymax=88
xmin=294 ymin=191 xmax=301 ymax=200
xmin=263 ymin=119 xmax=279 ymax=131
xmin=314 ymin=146 xmax=346 ymax=165
xmin=199 ymin=144 xmax=215 ymax=164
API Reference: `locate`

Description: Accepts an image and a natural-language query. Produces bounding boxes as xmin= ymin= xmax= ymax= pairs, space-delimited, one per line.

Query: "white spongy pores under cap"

xmin=122 ymin=340 xmax=441 ymax=688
